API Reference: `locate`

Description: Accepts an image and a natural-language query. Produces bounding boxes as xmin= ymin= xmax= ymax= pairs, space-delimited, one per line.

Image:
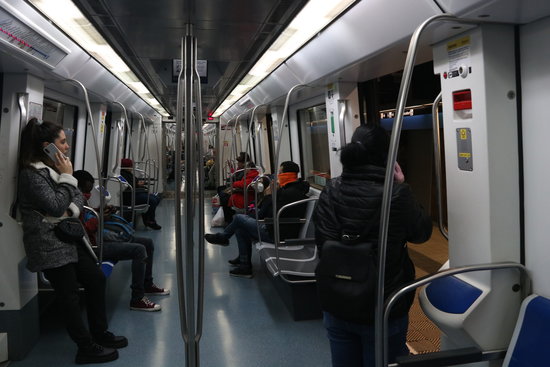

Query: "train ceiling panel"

xmin=435 ymin=0 xmax=550 ymax=24
xmin=71 ymin=0 xmax=308 ymax=117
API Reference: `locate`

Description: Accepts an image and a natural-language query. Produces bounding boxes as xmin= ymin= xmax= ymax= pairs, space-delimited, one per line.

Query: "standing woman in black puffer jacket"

xmin=314 ymin=125 xmax=432 ymax=367
xmin=18 ymin=119 xmax=127 ymax=364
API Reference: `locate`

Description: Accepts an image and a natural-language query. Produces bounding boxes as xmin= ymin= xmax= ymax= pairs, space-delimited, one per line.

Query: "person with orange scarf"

xmin=204 ymin=161 xmax=310 ymax=278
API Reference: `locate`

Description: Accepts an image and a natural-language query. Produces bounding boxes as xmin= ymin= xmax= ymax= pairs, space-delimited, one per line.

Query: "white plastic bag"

xmin=211 ymin=207 xmax=225 ymax=227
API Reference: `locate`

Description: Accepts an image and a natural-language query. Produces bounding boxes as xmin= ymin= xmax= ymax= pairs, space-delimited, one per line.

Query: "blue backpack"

xmin=103 ymin=214 xmax=135 ymax=242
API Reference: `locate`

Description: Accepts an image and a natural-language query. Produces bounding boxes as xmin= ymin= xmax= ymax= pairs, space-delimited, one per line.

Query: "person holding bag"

xmin=18 ymin=119 xmax=127 ymax=364
xmin=313 ymin=125 xmax=432 ymax=367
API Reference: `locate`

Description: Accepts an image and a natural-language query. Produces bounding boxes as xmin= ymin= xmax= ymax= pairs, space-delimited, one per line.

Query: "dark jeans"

xmin=136 ymin=192 xmax=161 ymax=223
xmin=222 ymin=214 xmax=272 ymax=266
xmin=43 ymin=245 xmax=108 ymax=347
xmin=102 ymin=236 xmax=155 ymax=302
xmin=323 ymin=312 xmax=409 ymax=367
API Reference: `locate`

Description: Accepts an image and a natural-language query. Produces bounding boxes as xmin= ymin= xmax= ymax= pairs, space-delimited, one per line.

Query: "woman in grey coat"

xmin=18 ymin=118 xmax=126 ymax=364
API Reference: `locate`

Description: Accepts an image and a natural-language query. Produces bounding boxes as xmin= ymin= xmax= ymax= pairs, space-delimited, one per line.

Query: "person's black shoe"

xmin=229 ymin=266 xmax=253 ymax=278
xmin=228 ymin=256 xmax=240 ymax=265
xmin=204 ymin=233 xmax=229 ymax=246
xmin=93 ymin=331 xmax=128 ymax=348
xmin=145 ymin=221 xmax=162 ymax=230
xmin=75 ymin=342 xmax=118 ymax=364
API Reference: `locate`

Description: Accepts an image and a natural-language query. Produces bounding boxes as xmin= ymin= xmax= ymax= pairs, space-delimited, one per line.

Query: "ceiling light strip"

xmin=212 ymin=0 xmax=355 ymax=117
xmin=28 ymin=0 xmax=170 ymax=116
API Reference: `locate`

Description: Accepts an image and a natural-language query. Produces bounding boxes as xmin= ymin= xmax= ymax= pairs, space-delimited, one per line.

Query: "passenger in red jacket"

xmin=220 ymin=152 xmax=259 ymax=223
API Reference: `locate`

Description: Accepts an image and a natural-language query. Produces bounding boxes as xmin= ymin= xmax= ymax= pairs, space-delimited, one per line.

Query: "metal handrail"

xmin=253 ymin=174 xmax=272 ymax=244
xmin=113 ymin=101 xmax=141 ymax=225
xmin=64 ymin=79 xmax=105 ymax=264
xmin=192 ymin=35 xmax=205 ymax=344
xmin=338 ymin=99 xmax=347 ymax=147
xmin=382 ymin=262 xmax=531 ymax=367
xmin=253 ymin=107 xmax=267 ymax=173
xmin=271 ymin=84 xmax=312 ymax=267
xmin=432 ymin=92 xmax=448 ymax=240
xmin=374 ymin=14 xmax=499 ymax=367
xmin=136 ymin=112 xmax=148 ymax=162
xmin=174 ymin=35 xmax=189 ymax=350
xmin=10 ymin=92 xmax=29 ymax=219
xmin=111 ymin=120 xmax=125 ymax=173
xmin=273 ymin=197 xmax=319 ymax=284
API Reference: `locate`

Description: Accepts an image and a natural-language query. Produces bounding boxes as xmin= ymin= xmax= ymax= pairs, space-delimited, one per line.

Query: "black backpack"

xmin=315 ymin=209 xmax=380 ymax=324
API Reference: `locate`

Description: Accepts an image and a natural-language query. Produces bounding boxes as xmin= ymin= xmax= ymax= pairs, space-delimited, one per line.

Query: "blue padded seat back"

xmin=503 ymin=294 xmax=550 ymax=367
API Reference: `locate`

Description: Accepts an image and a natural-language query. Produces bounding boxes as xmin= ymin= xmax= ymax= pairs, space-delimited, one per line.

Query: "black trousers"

xmin=43 ymin=245 xmax=108 ymax=347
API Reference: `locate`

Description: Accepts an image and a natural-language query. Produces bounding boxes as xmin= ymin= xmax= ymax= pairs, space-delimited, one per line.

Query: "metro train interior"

xmin=2 ymin=0 xmax=550 ymax=366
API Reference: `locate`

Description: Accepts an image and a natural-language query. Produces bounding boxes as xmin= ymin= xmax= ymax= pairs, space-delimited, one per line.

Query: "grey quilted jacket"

xmin=18 ymin=162 xmax=84 ymax=272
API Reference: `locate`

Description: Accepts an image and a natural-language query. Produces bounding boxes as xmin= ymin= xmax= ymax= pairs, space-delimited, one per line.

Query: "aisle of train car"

xmin=8 ymin=196 xmax=332 ymax=367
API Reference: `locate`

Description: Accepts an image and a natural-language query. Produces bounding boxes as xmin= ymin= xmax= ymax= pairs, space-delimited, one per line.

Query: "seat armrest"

xmin=282 ymin=238 xmax=317 ymax=246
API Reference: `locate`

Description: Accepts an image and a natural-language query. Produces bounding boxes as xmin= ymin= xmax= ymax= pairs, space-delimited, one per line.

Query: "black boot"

xmin=228 ymin=256 xmax=240 ymax=265
xmin=93 ymin=331 xmax=128 ymax=348
xmin=229 ymin=265 xmax=253 ymax=278
xmin=204 ymin=233 xmax=229 ymax=246
xmin=75 ymin=342 xmax=118 ymax=364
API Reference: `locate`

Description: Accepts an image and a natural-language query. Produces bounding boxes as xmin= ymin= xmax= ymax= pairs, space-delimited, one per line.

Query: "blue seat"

xmin=100 ymin=261 xmax=117 ymax=277
xmin=503 ymin=294 xmax=550 ymax=367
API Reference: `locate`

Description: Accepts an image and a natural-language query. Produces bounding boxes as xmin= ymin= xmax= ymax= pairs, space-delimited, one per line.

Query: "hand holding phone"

xmin=43 ymin=143 xmax=72 ymax=174
xmin=43 ymin=143 xmax=63 ymax=163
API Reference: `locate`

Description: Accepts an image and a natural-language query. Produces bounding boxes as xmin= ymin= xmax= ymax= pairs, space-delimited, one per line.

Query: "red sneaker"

xmin=130 ymin=297 xmax=161 ymax=312
xmin=144 ymin=283 xmax=170 ymax=296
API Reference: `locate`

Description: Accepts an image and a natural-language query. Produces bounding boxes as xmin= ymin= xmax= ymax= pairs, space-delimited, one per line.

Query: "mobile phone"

xmin=43 ymin=143 xmax=64 ymax=163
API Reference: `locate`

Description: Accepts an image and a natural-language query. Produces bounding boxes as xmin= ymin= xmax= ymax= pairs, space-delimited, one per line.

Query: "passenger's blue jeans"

xmin=222 ymin=214 xmax=272 ymax=266
xmin=323 ymin=312 xmax=409 ymax=367
xmin=101 ymin=236 xmax=155 ymax=302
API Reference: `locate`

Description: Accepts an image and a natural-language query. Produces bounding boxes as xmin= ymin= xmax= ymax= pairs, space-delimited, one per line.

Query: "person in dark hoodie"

xmin=314 ymin=125 xmax=432 ymax=366
xmin=204 ymin=161 xmax=310 ymax=278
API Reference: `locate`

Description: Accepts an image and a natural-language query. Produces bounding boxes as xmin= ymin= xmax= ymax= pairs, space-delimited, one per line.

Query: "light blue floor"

xmin=11 ymin=195 xmax=331 ymax=366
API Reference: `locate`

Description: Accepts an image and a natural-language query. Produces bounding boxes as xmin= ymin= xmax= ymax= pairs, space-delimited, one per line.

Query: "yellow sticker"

xmin=447 ymin=36 xmax=471 ymax=51
xmin=458 ymin=152 xmax=471 ymax=158
xmin=459 ymin=129 xmax=468 ymax=140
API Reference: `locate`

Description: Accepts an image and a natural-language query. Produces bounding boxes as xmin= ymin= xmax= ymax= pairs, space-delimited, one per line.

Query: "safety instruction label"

xmin=456 ymin=128 xmax=473 ymax=171
xmin=447 ymin=36 xmax=471 ymax=79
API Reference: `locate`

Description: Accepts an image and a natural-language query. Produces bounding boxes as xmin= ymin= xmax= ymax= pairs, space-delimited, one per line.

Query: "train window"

xmin=298 ymin=104 xmax=330 ymax=188
xmin=43 ymin=98 xmax=78 ymax=162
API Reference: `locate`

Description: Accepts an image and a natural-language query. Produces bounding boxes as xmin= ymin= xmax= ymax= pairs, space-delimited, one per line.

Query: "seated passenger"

xmin=204 ymin=161 xmax=309 ymax=278
xmin=18 ymin=119 xmax=126 ymax=364
xmin=120 ymin=158 xmax=162 ymax=230
xmin=74 ymin=170 xmax=169 ymax=312
xmin=217 ymin=152 xmax=259 ymax=223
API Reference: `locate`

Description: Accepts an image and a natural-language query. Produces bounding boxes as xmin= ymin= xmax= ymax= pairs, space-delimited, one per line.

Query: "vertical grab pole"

xmin=183 ymin=24 xmax=197 ymax=367
xmin=174 ymin=36 xmax=190 ymax=356
xmin=272 ymin=84 xmax=309 ymax=273
xmin=65 ymin=79 xmax=105 ymax=264
xmin=192 ymin=36 xmax=205 ymax=359
xmin=374 ymin=13 xmax=475 ymax=367
xmin=432 ymin=92 xmax=448 ymax=240
xmin=113 ymin=101 xmax=137 ymax=225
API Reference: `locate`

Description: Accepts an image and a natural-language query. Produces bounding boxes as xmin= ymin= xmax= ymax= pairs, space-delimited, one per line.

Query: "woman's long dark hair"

xmin=19 ymin=118 xmax=63 ymax=169
xmin=340 ymin=125 xmax=390 ymax=168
